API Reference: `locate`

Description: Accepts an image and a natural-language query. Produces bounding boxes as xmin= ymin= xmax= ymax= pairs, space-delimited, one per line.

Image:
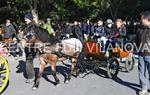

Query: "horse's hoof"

xmin=65 ymin=80 xmax=69 ymax=84
xmin=55 ymin=81 xmax=60 ymax=86
xmin=54 ymin=83 xmax=59 ymax=86
xmin=32 ymin=83 xmax=39 ymax=90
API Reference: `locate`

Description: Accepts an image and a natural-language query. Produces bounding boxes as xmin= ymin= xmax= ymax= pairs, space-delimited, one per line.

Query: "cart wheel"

xmin=125 ymin=57 xmax=134 ymax=72
xmin=107 ymin=58 xmax=119 ymax=78
xmin=0 ymin=55 xmax=9 ymax=93
xmin=75 ymin=64 xmax=85 ymax=78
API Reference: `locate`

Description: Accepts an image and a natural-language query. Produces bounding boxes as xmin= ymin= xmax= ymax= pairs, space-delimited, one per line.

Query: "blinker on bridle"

xmin=23 ymin=31 xmax=35 ymax=42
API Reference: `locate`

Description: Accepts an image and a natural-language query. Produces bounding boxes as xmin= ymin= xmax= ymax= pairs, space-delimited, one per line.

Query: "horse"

xmin=20 ymin=26 xmax=83 ymax=90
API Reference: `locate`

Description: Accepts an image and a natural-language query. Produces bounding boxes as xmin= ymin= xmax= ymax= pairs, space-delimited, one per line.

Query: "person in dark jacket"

xmin=104 ymin=19 xmax=116 ymax=53
xmin=136 ymin=11 xmax=150 ymax=95
xmin=82 ymin=20 xmax=94 ymax=41
xmin=105 ymin=19 xmax=114 ymax=39
xmin=114 ymin=19 xmax=127 ymax=46
xmin=4 ymin=19 xmax=16 ymax=39
xmin=61 ymin=22 xmax=73 ymax=39
xmin=93 ymin=20 xmax=106 ymax=42
xmin=71 ymin=21 xmax=84 ymax=43
xmin=93 ymin=20 xmax=107 ymax=52
xmin=22 ymin=12 xmax=37 ymax=83
xmin=82 ymin=20 xmax=92 ymax=35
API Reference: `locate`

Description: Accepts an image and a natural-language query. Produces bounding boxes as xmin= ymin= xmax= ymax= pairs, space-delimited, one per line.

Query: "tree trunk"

xmin=31 ymin=0 xmax=39 ymax=24
xmin=32 ymin=9 xmax=39 ymax=25
xmin=108 ymin=0 xmax=124 ymax=21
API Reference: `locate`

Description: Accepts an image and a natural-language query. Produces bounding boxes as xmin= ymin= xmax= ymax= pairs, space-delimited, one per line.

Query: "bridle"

xmin=23 ymin=30 xmax=35 ymax=42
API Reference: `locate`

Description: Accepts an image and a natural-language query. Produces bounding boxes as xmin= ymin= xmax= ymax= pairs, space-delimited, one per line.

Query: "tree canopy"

xmin=0 ymin=0 xmax=150 ymax=23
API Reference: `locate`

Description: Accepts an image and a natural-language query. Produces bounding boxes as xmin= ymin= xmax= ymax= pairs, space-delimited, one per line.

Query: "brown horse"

xmin=20 ymin=26 xmax=82 ymax=90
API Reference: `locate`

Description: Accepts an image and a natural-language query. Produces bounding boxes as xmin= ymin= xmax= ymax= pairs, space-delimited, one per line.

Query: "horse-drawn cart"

xmin=0 ymin=38 xmax=14 ymax=93
xmin=112 ymin=47 xmax=135 ymax=72
xmin=77 ymin=41 xmax=120 ymax=78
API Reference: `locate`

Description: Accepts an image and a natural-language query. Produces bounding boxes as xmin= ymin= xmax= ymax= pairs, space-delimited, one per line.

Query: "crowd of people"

xmin=0 ymin=14 xmax=134 ymax=59
xmin=0 ymin=11 xmax=150 ymax=95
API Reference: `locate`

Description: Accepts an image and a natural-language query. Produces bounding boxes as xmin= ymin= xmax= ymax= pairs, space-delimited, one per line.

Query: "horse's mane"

xmin=33 ymin=26 xmax=57 ymax=44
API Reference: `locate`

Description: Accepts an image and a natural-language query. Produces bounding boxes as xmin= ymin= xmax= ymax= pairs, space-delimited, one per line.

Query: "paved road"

xmin=1 ymin=54 xmax=141 ymax=95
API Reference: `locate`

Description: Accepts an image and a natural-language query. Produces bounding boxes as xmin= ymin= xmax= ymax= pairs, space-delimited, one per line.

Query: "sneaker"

xmin=138 ymin=90 xmax=148 ymax=95
xmin=25 ymin=78 xmax=35 ymax=84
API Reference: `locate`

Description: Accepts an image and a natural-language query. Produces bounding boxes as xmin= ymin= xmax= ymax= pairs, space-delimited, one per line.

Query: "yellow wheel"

xmin=0 ymin=55 xmax=9 ymax=93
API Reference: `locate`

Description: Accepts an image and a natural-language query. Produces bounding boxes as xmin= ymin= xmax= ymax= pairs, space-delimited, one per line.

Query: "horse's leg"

xmin=32 ymin=55 xmax=46 ymax=90
xmin=65 ymin=58 xmax=77 ymax=84
xmin=47 ymin=54 xmax=60 ymax=85
xmin=51 ymin=62 xmax=60 ymax=85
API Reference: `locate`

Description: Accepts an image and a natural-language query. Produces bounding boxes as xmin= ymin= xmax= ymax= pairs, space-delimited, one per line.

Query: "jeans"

xmin=25 ymin=47 xmax=37 ymax=79
xmin=98 ymin=36 xmax=108 ymax=52
xmin=138 ymin=55 xmax=150 ymax=91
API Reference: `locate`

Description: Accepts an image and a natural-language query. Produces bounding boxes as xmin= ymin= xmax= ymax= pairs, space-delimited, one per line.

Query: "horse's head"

xmin=20 ymin=28 xmax=37 ymax=47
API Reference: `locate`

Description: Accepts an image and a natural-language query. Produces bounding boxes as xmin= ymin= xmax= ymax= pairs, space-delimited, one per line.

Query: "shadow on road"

xmin=94 ymin=68 xmax=109 ymax=78
xmin=119 ymin=65 xmax=128 ymax=72
xmin=15 ymin=60 xmax=72 ymax=85
xmin=34 ymin=65 xmax=70 ymax=85
xmin=112 ymin=77 xmax=140 ymax=95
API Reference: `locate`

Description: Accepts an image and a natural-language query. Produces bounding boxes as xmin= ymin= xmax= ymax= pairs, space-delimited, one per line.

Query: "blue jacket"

xmin=95 ymin=26 xmax=106 ymax=37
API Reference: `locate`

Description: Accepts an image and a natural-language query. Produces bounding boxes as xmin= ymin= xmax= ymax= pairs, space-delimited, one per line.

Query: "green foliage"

xmin=73 ymin=0 xmax=86 ymax=8
xmin=0 ymin=0 xmax=150 ymax=23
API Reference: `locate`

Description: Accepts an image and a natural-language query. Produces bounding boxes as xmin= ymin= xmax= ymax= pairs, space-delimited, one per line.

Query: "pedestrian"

xmin=93 ymin=20 xmax=106 ymax=42
xmin=105 ymin=19 xmax=114 ymax=39
xmin=114 ymin=18 xmax=127 ymax=46
xmin=42 ymin=18 xmax=55 ymax=35
xmin=4 ymin=19 xmax=16 ymax=39
xmin=94 ymin=20 xmax=107 ymax=52
xmin=82 ymin=20 xmax=93 ymax=41
xmin=136 ymin=11 xmax=150 ymax=95
xmin=61 ymin=22 xmax=71 ymax=38
xmin=23 ymin=12 xmax=38 ymax=83
xmin=71 ymin=21 xmax=84 ymax=43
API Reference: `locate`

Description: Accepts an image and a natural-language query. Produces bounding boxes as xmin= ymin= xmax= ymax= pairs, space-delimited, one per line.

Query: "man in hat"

xmin=23 ymin=12 xmax=37 ymax=83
